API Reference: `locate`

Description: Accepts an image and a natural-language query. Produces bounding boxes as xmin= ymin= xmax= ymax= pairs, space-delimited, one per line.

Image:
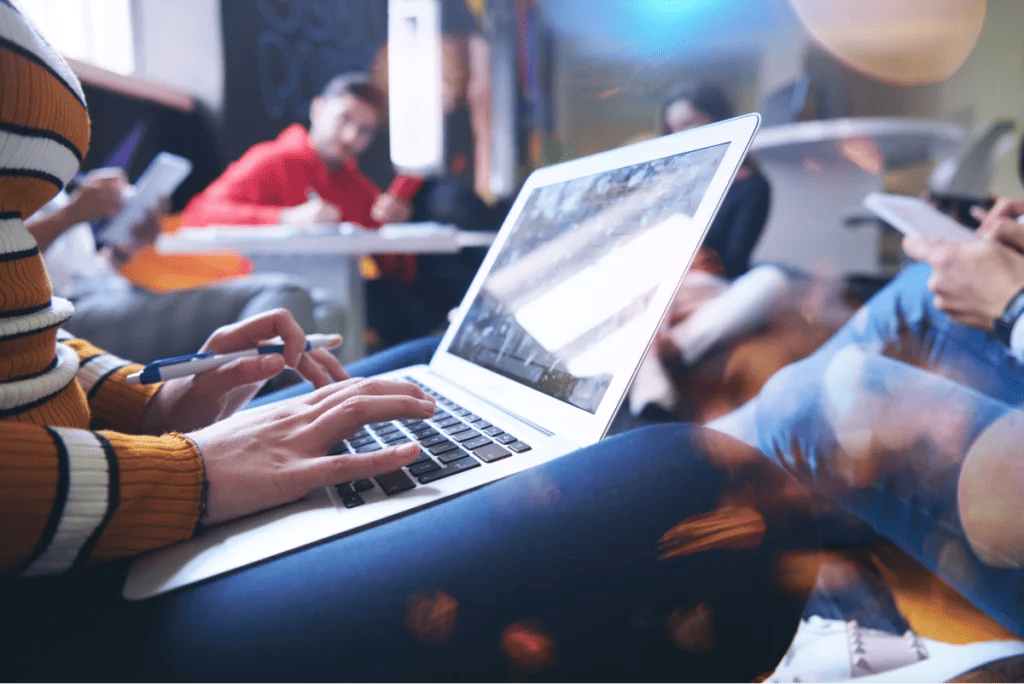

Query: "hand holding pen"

xmin=278 ymin=188 xmax=341 ymax=226
xmin=137 ymin=310 xmax=350 ymax=435
xmin=128 ymin=333 xmax=340 ymax=384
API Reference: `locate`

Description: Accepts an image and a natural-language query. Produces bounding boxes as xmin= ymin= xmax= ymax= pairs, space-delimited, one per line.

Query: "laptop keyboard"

xmin=328 ymin=377 xmax=532 ymax=508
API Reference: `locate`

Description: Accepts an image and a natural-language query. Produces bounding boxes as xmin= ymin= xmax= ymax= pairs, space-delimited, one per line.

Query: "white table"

xmin=749 ymin=117 xmax=965 ymax=276
xmin=157 ymin=222 xmax=497 ymax=362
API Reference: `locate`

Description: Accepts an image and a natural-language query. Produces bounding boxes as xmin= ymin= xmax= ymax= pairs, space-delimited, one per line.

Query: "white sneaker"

xmin=766 ymin=616 xmax=1024 ymax=683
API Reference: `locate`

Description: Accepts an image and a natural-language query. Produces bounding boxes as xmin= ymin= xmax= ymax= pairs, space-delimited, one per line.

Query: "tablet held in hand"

xmin=864 ymin=192 xmax=979 ymax=243
xmin=95 ymin=152 xmax=193 ymax=246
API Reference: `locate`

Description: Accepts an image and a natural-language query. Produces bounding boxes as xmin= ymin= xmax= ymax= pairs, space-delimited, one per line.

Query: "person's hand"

xmin=63 ymin=168 xmax=127 ymax=224
xmin=902 ymin=233 xmax=1024 ymax=330
xmin=974 ymin=197 xmax=1024 ymax=248
xmin=370 ymin=192 xmax=413 ymax=224
xmin=128 ymin=196 xmax=169 ymax=248
xmin=654 ymin=331 xmax=684 ymax=364
xmin=189 ymin=377 xmax=435 ymax=524
xmin=278 ymin=193 xmax=341 ymax=225
xmin=99 ymin=198 xmax=171 ymax=268
xmin=139 ymin=309 xmax=349 ymax=434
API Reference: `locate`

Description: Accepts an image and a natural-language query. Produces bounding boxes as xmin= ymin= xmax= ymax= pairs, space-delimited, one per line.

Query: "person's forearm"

xmin=25 ymin=207 xmax=76 ymax=252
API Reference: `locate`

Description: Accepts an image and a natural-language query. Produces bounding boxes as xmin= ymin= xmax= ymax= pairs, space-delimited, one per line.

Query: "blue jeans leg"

xmin=756 ymin=346 xmax=1024 ymax=637
xmin=140 ymin=425 xmax=822 ymax=682
xmin=808 ymin=262 xmax=1024 ymax=404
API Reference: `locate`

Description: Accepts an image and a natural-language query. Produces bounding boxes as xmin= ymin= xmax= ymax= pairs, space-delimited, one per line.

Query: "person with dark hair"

xmin=318 ymin=72 xmax=389 ymax=112
xmin=181 ymin=71 xmax=418 ymax=287
xmin=626 ymin=82 xmax=782 ymax=420
xmin=661 ymin=82 xmax=736 ymax=136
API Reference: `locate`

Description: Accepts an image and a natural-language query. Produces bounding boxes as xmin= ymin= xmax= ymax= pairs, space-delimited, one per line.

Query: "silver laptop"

xmin=123 ymin=113 xmax=761 ymax=600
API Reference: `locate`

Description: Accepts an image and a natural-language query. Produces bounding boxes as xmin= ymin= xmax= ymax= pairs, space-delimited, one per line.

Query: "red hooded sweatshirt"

xmin=182 ymin=124 xmax=420 ymax=283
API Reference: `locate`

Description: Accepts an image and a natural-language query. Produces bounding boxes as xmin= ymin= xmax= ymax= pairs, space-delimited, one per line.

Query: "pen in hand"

xmin=126 ymin=333 xmax=341 ymax=384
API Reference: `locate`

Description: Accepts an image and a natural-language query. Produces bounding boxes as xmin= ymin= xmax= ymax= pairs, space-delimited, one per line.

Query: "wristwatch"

xmin=993 ymin=286 xmax=1024 ymax=347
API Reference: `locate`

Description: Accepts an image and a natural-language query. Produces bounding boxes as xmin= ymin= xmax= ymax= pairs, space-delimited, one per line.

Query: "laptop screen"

xmin=447 ymin=142 xmax=729 ymax=413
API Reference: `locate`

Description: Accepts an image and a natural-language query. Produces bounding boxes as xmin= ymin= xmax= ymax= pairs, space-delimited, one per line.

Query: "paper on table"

xmin=376 ymin=222 xmax=456 ymax=239
xmin=172 ymin=223 xmax=351 ymax=241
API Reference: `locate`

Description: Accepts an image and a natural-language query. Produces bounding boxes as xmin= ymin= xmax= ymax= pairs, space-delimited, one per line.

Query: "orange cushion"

xmin=118 ymin=213 xmax=253 ymax=292
xmin=870 ymin=543 xmax=1021 ymax=644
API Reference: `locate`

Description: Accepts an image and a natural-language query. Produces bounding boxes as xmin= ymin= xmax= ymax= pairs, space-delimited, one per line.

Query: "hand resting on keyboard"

xmin=327 ymin=378 xmax=533 ymax=508
xmin=190 ymin=377 xmax=436 ymax=524
xmin=141 ymin=309 xmax=437 ymax=527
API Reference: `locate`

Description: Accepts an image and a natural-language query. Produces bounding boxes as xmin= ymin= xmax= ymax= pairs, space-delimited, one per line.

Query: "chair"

xmin=759 ymin=76 xmax=812 ymax=126
xmin=929 ymin=119 xmax=1018 ymax=196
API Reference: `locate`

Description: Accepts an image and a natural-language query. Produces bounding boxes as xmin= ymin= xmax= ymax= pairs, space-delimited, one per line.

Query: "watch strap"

xmin=994 ymin=287 xmax=1024 ymax=346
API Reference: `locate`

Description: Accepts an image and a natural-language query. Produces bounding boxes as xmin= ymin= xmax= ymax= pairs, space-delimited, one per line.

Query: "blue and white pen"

xmin=126 ymin=333 xmax=339 ymax=384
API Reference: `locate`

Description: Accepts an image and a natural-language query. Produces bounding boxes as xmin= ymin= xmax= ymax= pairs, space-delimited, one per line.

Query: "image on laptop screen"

xmin=448 ymin=143 xmax=729 ymax=413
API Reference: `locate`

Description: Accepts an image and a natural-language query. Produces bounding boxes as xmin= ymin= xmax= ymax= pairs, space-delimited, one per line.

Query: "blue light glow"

xmin=540 ymin=0 xmax=791 ymax=60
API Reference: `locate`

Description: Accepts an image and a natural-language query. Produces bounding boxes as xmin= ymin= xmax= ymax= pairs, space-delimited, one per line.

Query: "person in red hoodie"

xmin=182 ymin=73 xmax=424 ymax=348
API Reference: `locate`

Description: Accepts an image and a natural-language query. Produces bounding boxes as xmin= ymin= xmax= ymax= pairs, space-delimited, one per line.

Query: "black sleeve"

xmin=711 ymin=168 xmax=772 ymax=279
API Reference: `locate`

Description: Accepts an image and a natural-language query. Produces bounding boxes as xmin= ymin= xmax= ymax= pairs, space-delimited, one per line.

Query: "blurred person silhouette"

xmin=365 ymin=0 xmax=514 ymax=349
xmin=708 ymin=196 xmax=1024 ymax=637
xmin=661 ymin=81 xmax=771 ymax=280
xmin=30 ymin=167 xmax=330 ymax=363
xmin=181 ymin=72 xmax=419 ymax=351
xmin=626 ymin=81 xmax=784 ymax=421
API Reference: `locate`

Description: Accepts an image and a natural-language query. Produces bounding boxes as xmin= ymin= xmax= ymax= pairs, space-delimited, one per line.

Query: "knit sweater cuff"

xmin=89 ymin=431 xmax=204 ymax=563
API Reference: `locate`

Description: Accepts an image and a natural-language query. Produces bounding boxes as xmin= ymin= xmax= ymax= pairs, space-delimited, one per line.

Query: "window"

xmin=16 ymin=0 xmax=135 ymax=75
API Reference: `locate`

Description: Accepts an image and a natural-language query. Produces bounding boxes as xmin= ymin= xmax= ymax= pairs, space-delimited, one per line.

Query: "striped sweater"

xmin=0 ymin=0 xmax=203 ymax=576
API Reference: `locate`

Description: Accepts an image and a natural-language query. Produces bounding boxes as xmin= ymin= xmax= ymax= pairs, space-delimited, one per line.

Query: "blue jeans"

xmin=5 ymin=339 xmax=821 ymax=682
xmin=753 ymin=263 xmax=1024 ymax=636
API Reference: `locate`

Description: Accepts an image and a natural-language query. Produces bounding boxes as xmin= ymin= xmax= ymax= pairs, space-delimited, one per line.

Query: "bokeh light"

xmin=788 ymin=0 xmax=986 ymax=85
xmin=656 ymin=505 xmax=766 ymax=560
xmin=404 ymin=589 xmax=460 ymax=643
xmin=539 ymin=0 xmax=780 ymax=60
xmin=666 ymin=603 xmax=716 ymax=653
xmin=500 ymin=620 xmax=558 ymax=673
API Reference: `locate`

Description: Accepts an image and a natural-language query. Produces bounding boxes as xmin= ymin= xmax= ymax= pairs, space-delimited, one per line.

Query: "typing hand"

xmin=370 ymin=192 xmax=413 ymax=224
xmin=139 ymin=309 xmax=348 ymax=434
xmin=278 ymin=192 xmax=341 ymax=225
xmin=188 ymin=377 xmax=435 ymax=525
